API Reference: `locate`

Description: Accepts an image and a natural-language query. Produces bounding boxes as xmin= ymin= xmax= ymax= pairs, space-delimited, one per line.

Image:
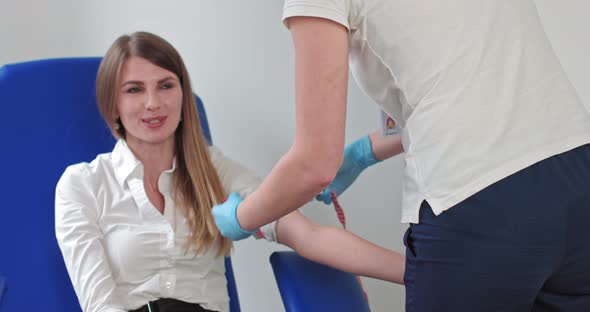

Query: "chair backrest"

xmin=0 ymin=275 xmax=5 ymax=303
xmin=270 ymin=251 xmax=371 ymax=312
xmin=0 ymin=57 xmax=239 ymax=312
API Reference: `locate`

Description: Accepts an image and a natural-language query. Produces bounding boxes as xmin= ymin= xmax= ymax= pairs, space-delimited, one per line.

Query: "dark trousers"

xmin=404 ymin=144 xmax=590 ymax=312
xmin=129 ymin=298 xmax=218 ymax=312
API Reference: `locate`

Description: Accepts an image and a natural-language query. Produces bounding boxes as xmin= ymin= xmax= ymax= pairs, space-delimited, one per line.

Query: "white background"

xmin=1 ymin=1 xmax=588 ymax=311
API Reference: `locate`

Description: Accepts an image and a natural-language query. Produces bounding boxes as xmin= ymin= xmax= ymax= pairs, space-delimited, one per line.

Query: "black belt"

xmin=129 ymin=298 xmax=217 ymax=312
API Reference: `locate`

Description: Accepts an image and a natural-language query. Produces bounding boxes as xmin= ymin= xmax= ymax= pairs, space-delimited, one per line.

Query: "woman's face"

xmin=116 ymin=56 xmax=183 ymax=149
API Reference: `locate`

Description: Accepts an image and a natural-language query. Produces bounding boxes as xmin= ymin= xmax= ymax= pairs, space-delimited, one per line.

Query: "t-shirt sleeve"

xmin=282 ymin=0 xmax=351 ymax=31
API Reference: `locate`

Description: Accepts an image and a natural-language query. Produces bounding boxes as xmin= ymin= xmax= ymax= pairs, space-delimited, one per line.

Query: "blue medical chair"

xmin=270 ymin=251 xmax=371 ymax=312
xmin=0 ymin=275 xmax=5 ymax=303
xmin=0 ymin=58 xmax=240 ymax=311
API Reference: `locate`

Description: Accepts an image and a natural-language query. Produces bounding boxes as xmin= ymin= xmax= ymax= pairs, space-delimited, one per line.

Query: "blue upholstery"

xmin=270 ymin=251 xmax=371 ymax=312
xmin=0 ymin=275 xmax=5 ymax=303
xmin=0 ymin=57 xmax=239 ymax=311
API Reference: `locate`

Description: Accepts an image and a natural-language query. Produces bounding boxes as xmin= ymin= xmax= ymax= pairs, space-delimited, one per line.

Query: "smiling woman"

xmin=117 ymin=59 xmax=181 ymax=143
xmin=56 ymin=32 xmax=234 ymax=312
xmin=111 ymin=57 xmax=184 ymax=214
xmin=95 ymin=32 xmax=230 ymax=255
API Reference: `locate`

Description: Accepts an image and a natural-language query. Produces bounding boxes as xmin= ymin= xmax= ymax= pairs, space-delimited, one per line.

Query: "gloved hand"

xmin=316 ymin=135 xmax=381 ymax=204
xmin=212 ymin=192 xmax=256 ymax=241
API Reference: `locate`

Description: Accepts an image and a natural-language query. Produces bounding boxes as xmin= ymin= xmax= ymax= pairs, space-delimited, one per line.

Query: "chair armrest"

xmin=270 ymin=251 xmax=371 ymax=312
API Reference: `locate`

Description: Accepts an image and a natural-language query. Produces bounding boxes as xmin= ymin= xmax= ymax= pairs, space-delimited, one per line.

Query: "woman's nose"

xmin=144 ymin=91 xmax=161 ymax=111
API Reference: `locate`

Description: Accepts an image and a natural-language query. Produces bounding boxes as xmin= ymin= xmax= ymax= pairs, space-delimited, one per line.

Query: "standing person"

xmin=212 ymin=1 xmax=590 ymax=311
xmin=55 ymin=31 xmax=404 ymax=312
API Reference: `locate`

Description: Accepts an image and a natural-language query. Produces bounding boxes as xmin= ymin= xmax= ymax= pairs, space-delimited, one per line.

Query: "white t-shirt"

xmin=283 ymin=0 xmax=590 ymax=223
xmin=55 ymin=140 xmax=276 ymax=312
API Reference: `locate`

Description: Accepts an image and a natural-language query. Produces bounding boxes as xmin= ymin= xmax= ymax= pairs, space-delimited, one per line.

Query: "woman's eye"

xmin=161 ymin=83 xmax=174 ymax=90
xmin=126 ymin=87 xmax=141 ymax=93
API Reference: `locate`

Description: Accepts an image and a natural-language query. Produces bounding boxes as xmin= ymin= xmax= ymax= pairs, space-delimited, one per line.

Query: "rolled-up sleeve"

xmin=55 ymin=165 xmax=125 ymax=312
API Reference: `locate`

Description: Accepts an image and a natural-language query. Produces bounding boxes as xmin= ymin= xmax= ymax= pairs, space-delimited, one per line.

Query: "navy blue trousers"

xmin=404 ymin=144 xmax=590 ymax=312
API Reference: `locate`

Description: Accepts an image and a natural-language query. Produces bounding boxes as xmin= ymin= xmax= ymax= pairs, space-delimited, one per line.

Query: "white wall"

xmin=1 ymin=1 xmax=588 ymax=311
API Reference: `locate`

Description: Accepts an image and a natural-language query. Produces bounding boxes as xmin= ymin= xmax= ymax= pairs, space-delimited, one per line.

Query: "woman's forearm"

xmin=276 ymin=211 xmax=405 ymax=284
xmin=293 ymin=225 xmax=405 ymax=284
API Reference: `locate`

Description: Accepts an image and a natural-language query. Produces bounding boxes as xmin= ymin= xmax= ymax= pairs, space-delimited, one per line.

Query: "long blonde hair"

xmin=96 ymin=31 xmax=232 ymax=256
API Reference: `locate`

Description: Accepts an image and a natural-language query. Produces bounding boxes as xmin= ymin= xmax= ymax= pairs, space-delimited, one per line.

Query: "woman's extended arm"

xmin=276 ymin=210 xmax=405 ymax=285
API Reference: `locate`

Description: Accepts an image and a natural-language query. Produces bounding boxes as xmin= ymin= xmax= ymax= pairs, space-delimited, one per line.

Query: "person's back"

xmin=338 ymin=0 xmax=590 ymax=221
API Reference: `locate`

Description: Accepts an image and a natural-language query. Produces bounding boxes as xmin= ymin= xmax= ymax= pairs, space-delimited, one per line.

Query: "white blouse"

xmin=55 ymin=140 xmax=276 ymax=312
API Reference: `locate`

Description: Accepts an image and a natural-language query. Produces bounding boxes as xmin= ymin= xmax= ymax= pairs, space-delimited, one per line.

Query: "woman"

xmin=212 ymin=1 xmax=590 ymax=311
xmin=55 ymin=32 xmax=404 ymax=312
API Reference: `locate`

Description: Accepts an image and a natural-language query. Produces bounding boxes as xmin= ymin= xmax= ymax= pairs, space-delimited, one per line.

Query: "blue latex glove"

xmin=316 ymin=135 xmax=381 ymax=204
xmin=212 ymin=192 xmax=256 ymax=241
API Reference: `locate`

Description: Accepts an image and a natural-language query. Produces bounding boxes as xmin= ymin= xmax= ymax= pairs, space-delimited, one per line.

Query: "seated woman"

xmin=55 ymin=31 xmax=405 ymax=312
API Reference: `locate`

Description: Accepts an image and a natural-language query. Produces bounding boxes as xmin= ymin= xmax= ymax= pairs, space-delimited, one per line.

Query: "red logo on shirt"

xmin=386 ymin=117 xmax=395 ymax=129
